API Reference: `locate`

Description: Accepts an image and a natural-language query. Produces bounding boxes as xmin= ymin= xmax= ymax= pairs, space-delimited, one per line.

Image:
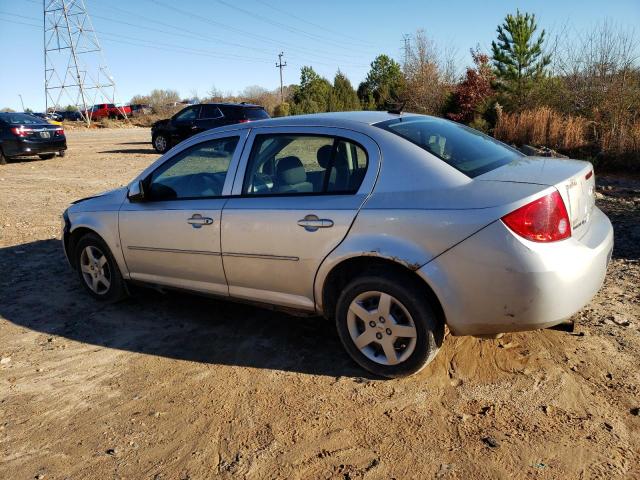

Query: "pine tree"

xmin=329 ymin=70 xmax=360 ymax=111
xmin=292 ymin=66 xmax=332 ymax=114
xmin=358 ymin=55 xmax=404 ymax=110
xmin=491 ymin=10 xmax=551 ymax=109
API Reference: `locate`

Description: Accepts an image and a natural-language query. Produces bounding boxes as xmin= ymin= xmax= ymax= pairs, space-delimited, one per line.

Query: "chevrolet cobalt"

xmin=61 ymin=112 xmax=613 ymax=377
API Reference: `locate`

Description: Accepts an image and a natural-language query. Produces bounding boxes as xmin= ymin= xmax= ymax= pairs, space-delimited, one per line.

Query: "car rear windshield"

xmin=0 ymin=113 xmax=44 ymax=125
xmin=243 ymin=108 xmax=269 ymax=120
xmin=375 ymin=116 xmax=522 ymax=178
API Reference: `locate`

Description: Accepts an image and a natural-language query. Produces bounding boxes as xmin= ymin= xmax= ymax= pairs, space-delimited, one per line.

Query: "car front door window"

xmin=242 ymin=134 xmax=368 ymax=195
xmin=147 ymin=137 xmax=238 ymax=201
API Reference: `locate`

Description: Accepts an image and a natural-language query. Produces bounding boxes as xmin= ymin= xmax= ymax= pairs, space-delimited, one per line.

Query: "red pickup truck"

xmin=87 ymin=103 xmax=132 ymax=120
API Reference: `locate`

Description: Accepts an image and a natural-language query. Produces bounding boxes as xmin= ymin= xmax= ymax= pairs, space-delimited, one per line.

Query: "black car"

xmin=0 ymin=112 xmax=67 ymax=165
xmin=150 ymin=103 xmax=270 ymax=153
xmin=56 ymin=110 xmax=82 ymax=121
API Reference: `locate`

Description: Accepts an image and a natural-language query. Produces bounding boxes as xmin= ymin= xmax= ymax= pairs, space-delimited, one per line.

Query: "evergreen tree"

xmin=292 ymin=66 xmax=332 ymax=114
xmin=491 ymin=10 xmax=551 ymax=109
xmin=358 ymin=55 xmax=404 ymax=110
xmin=329 ymin=70 xmax=360 ymax=111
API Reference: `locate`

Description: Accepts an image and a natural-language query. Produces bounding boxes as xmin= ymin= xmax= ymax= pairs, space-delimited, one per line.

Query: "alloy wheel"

xmin=346 ymin=290 xmax=417 ymax=366
xmin=154 ymin=135 xmax=167 ymax=152
xmin=79 ymin=245 xmax=111 ymax=295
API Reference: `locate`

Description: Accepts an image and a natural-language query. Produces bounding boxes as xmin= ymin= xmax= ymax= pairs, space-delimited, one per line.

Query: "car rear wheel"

xmin=152 ymin=133 xmax=170 ymax=153
xmin=59 ymin=150 xmax=66 ymax=158
xmin=335 ymin=273 xmax=444 ymax=378
xmin=39 ymin=154 xmax=56 ymax=160
xmin=75 ymin=233 xmax=127 ymax=302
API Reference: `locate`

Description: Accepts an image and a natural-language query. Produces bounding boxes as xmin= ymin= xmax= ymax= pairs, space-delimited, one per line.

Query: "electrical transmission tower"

xmin=402 ymin=34 xmax=411 ymax=68
xmin=44 ymin=0 xmax=124 ymax=125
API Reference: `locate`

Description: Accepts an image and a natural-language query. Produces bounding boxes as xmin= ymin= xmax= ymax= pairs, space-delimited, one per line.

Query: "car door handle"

xmin=297 ymin=214 xmax=334 ymax=232
xmin=187 ymin=214 xmax=213 ymax=228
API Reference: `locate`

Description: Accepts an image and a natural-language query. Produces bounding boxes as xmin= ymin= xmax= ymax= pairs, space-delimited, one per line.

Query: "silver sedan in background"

xmin=61 ymin=111 xmax=613 ymax=377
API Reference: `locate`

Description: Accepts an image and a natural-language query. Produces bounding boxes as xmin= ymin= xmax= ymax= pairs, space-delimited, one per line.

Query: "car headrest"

xmin=316 ymin=144 xmax=333 ymax=169
xmin=276 ymin=156 xmax=307 ymax=185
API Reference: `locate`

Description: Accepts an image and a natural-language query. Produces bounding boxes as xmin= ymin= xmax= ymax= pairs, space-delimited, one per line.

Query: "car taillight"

xmin=502 ymin=190 xmax=571 ymax=242
xmin=55 ymin=128 xmax=64 ymax=136
xmin=238 ymin=119 xmax=250 ymax=123
xmin=10 ymin=127 xmax=31 ymax=137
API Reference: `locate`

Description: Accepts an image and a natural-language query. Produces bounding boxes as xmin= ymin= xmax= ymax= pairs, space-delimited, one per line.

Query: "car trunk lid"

xmin=477 ymin=156 xmax=596 ymax=239
xmin=14 ymin=124 xmax=60 ymax=142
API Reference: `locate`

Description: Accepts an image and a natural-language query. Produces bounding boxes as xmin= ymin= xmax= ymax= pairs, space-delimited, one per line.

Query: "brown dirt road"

xmin=1 ymin=129 xmax=639 ymax=479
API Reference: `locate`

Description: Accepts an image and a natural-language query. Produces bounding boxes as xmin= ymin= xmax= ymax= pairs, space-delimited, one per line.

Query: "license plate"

xmin=40 ymin=131 xmax=51 ymax=138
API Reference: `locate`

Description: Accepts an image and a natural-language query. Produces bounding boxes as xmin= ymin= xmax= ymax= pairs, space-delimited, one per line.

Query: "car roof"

xmin=212 ymin=111 xmax=423 ymax=132
xmin=203 ymin=102 xmax=263 ymax=108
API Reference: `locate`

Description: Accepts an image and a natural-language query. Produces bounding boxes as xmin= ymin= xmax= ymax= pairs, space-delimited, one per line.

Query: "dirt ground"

xmin=1 ymin=128 xmax=639 ymax=479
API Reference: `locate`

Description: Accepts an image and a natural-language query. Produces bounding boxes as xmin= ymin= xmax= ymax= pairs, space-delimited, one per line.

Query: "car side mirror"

xmin=128 ymin=180 xmax=146 ymax=202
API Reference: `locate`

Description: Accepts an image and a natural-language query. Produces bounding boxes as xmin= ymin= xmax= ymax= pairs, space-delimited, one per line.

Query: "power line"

xmin=252 ymin=0 xmax=380 ymax=49
xmin=145 ymin=0 xmax=370 ymax=65
xmin=0 ymin=15 xmax=323 ymax=72
xmin=215 ymin=0 xmax=377 ymax=54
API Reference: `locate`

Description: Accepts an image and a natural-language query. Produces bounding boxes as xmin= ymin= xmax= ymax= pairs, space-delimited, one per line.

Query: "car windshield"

xmin=375 ymin=116 xmax=522 ymax=178
xmin=0 ymin=113 xmax=44 ymax=125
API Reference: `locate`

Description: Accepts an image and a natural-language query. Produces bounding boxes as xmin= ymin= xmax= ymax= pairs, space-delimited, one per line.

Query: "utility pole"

xmin=44 ymin=0 xmax=125 ymax=126
xmin=18 ymin=94 xmax=25 ymax=112
xmin=275 ymin=52 xmax=287 ymax=103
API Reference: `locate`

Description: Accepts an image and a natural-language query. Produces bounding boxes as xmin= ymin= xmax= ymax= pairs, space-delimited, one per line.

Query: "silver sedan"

xmin=61 ymin=111 xmax=613 ymax=377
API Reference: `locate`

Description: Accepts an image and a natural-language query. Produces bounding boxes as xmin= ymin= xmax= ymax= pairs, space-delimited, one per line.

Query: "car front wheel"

xmin=335 ymin=273 xmax=444 ymax=378
xmin=75 ymin=233 xmax=126 ymax=302
xmin=152 ymin=133 xmax=170 ymax=153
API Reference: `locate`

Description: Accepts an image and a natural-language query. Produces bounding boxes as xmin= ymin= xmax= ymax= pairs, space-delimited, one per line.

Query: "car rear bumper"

xmin=418 ymin=207 xmax=614 ymax=336
xmin=7 ymin=138 xmax=67 ymax=157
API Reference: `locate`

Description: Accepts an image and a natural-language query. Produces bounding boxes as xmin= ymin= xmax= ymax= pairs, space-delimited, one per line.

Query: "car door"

xmin=194 ymin=104 xmax=224 ymax=134
xmin=221 ymin=126 xmax=379 ymax=310
xmin=171 ymin=105 xmax=201 ymax=144
xmin=119 ymin=131 xmax=248 ymax=295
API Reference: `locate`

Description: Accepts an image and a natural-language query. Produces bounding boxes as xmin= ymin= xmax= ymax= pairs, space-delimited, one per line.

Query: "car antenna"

xmin=387 ymin=101 xmax=406 ymax=115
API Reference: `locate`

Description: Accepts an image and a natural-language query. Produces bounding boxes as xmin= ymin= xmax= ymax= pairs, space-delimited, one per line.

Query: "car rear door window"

xmin=199 ymin=105 xmax=223 ymax=119
xmin=147 ymin=136 xmax=238 ymax=201
xmin=242 ymin=134 xmax=368 ymax=195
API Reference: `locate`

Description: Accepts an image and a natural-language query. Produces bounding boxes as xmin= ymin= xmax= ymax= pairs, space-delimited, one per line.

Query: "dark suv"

xmin=150 ymin=103 xmax=270 ymax=153
xmin=0 ymin=112 xmax=67 ymax=165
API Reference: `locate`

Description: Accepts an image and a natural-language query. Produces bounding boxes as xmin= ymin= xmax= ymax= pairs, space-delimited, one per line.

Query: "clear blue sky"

xmin=0 ymin=0 xmax=638 ymax=111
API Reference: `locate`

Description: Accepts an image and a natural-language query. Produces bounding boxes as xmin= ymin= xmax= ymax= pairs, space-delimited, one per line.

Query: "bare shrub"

xmin=403 ymin=30 xmax=457 ymax=115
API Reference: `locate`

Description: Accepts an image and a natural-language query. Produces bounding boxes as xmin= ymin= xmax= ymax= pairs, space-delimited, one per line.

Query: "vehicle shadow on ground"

xmin=0 ymin=239 xmax=371 ymax=379
xmin=98 ymin=148 xmax=157 ymax=155
xmin=598 ymin=196 xmax=640 ymax=261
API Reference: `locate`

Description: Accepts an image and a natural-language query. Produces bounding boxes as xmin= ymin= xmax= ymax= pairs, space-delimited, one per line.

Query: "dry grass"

xmin=494 ymin=107 xmax=590 ymax=150
xmin=495 ymin=107 xmax=640 ymax=169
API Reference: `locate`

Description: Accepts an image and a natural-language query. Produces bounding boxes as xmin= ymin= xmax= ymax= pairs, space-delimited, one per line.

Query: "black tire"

xmin=152 ymin=132 xmax=170 ymax=153
xmin=75 ymin=233 xmax=127 ymax=303
xmin=0 ymin=148 xmax=6 ymax=165
xmin=58 ymin=150 xmax=66 ymax=158
xmin=335 ymin=272 xmax=444 ymax=378
xmin=39 ymin=153 xmax=56 ymax=160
